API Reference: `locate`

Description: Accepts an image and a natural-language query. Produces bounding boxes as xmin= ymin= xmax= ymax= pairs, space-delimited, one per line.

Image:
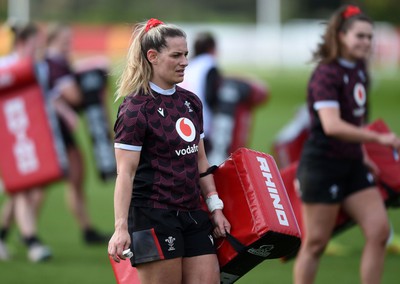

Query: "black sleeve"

xmin=205 ymin=67 xmax=221 ymax=110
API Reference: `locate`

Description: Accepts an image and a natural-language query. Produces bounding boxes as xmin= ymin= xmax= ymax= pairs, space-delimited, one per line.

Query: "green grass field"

xmin=0 ymin=67 xmax=399 ymax=283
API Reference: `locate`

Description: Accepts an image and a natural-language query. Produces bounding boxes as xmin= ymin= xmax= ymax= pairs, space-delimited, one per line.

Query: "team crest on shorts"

xmin=165 ymin=236 xmax=176 ymax=251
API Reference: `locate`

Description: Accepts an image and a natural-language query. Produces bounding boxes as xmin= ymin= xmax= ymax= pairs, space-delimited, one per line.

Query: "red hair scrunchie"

xmin=145 ymin=18 xmax=164 ymax=32
xmin=342 ymin=5 xmax=361 ymax=19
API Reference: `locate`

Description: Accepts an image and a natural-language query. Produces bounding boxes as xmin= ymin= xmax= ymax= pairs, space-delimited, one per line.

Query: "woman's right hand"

xmin=377 ymin=133 xmax=400 ymax=150
xmin=52 ymin=98 xmax=79 ymax=131
xmin=108 ymin=229 xmax=131 ymax=263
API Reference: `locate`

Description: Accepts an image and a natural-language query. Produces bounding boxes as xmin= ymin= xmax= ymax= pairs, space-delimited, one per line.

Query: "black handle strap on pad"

xmin=200 ymin=165 xmax=218 ymax=178
xmin=225 ymin=233 xmax=247 ymax=253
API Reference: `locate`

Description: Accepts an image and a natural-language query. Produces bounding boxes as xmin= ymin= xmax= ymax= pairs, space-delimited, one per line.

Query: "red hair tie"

xmin=342 ymin=5 xmax=361 ymax=19
xmin=145 ymin=18 xmax=164 ymax=32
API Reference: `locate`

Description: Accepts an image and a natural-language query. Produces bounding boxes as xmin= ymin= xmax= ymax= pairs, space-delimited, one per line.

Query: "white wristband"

xmin=206 ymin=194 xmax=224 ymax=213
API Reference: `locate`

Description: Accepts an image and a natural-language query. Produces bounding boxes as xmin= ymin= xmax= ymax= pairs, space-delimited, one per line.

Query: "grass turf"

xmin=0 ymin=67 xmax=399 ymax=283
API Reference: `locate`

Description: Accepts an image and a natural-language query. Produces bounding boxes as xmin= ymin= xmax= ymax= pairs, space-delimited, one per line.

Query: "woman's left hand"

xmin=211 ymin=209 xmax=231 ymax=238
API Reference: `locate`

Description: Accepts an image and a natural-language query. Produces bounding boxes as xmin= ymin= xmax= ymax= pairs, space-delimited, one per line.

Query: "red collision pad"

xmin=213 ymin=148 xmax=301 ymax=283
xmin=109 ymin=255 xmax=140 ymax=284
xmin=0 ymin=59 xmax=64 ymax=193
xmin=363 ymin=119 xmax=400 ymax=203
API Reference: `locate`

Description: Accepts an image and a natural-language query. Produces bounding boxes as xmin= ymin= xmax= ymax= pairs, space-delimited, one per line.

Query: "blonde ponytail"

xmin=115 ymin=23 xmax=151 ymax=100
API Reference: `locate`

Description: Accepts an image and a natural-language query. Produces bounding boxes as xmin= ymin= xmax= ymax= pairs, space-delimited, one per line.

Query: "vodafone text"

xmin=256 ymin=156 xmax=289 ymax=226
xmin=175 ymin=144 xmax=199 ymax=156
xmin=4 ymin=98 xmax=39 ymax=174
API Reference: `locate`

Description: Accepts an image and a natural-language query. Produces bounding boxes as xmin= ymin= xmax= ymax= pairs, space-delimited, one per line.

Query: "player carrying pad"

xmin=281 ymin=119 xmax=400 ymax=260
xmin=109 ymin=148 xmax=301 ymax=284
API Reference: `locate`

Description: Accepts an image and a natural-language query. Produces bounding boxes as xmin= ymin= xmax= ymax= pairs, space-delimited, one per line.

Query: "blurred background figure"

xmin=181 ymin=31 xmax=222 ymax=154
xmin=293 ymin=5 xmax=400 ymax=284
xmin=0 ymin=22 xmax=52 ymax=262
xmin=39 ymin=23 xmax=109 ymax=245
xmin=181 ymin=32 xmax=268 ymax=165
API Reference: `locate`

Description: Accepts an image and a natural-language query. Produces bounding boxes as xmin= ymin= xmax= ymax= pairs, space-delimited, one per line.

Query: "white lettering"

xmin=270 ymin=193 xmax=283 ymax=210
xmin=3 ymin=98 xmax=39 ymax=174
xmin=175 ymin=144 xmax=199 ymax=156
xmin=353 ymin=107 xmax=365 ymax=117
xmin=257 ymin=156 xmax=289 ymax=226
xmin=276 ymin=210 xmax=289 ymax=226
xmin=261 ymin=171 xmax=276 ymax=188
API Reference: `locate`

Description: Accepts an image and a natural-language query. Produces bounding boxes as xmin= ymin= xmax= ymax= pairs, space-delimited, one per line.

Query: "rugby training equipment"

xmin=0 ymin=58 xmax=66 ymax=193
xmin=74 ymin=57 xmax=116 ymax=180
xmin=271 ymin=105 xmax=310 ymax=168
xmin=213 ymin=148 xmax=301 ymax=283
xmin=109 ymin=254 xmax=140 ymax=284
xmin=363 ymin=119 xmax=400 ymax=206
xmin=109 ymin=148 xmax=301 ymax=284
xmin=207 ymin=77 xmax=269 ymax=165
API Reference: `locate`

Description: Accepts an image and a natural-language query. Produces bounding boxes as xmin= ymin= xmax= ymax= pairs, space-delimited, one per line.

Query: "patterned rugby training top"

xmin=114 ymin=83 xmax=205 ymax=210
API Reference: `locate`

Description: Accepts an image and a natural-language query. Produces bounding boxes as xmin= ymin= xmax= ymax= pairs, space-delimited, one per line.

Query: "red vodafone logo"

xmin=353 ymin=83 xmax=366 ymax=107
xmin=176 ymin=117 xmax=196 ymax=142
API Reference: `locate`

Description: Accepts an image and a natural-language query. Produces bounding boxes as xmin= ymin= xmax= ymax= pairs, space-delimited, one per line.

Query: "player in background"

xmin=180 ymin=32 xmax=222 ymax=154
xmin=38 ymin=23 xmax=109 ymax=244
xmin=293 ymin=5 xmax=400 ymax=284
xmin=108 ymin=19 xmax=230 ymax=284
xmin=0 ymin=22 xmax=52 ymax=262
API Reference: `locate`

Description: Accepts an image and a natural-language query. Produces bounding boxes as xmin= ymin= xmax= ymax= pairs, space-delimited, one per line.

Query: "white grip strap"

xmin=206 ymin=193 xmax=224 ymax=213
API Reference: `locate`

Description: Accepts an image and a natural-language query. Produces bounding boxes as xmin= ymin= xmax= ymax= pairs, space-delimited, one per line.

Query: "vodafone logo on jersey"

xmin=176 ymin=117 xmax=196 ymax=142
xmin=353 ymin=83 xmax=366 ymax=107
xmin=175 ymin=117 xmax=198 ymax=157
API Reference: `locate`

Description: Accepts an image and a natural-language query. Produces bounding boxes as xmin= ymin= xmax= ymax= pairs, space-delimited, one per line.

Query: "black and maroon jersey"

xmin=302 ymin=59 xmax=369 ymax=160
xmin=44 ymin=54 xmax=77 ymax=145
xmin=45 ymin=55 xmax=75 ymax=96
xmin=114 ymin=83 xmax=205 ymax=211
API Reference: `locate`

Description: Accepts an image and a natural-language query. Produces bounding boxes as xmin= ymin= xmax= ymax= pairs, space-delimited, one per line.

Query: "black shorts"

xmin=128 ymin=207 xmax=216 ymax=266
xmin=296 ymin=156 xmax=375 ymax=204
xmin=58 ymin=117 xmax=76 ymax=148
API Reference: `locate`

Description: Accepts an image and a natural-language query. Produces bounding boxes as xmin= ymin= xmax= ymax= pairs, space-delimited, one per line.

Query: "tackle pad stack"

xmin=213 ymin=148 xmax=301 ymax=283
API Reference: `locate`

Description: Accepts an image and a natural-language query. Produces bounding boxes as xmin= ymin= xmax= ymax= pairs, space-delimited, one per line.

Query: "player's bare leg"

xmin=293 ymin=203 xmax=340 ymax=284
xmin=66 ymin=147 xmax=108 ymax=243
xmin=65 ymin=147 xmax=91 ymax=230
xmin=137 ymin=258 xmax=182 ymax=284
xmin=343 ymin=188 xmax=389 ymax=284
xmin=183 ymin=254 xmax=220 ymax=284
xmin=14 ymin=192 xmax=37 ymax=238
